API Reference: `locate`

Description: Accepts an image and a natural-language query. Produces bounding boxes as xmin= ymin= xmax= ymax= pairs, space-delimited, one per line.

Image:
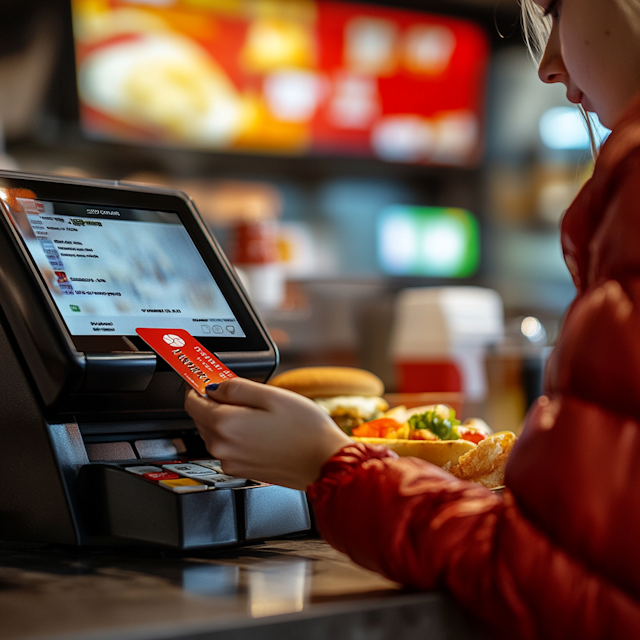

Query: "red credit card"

xmin=136 ymin=328 xmax=237 ymax=395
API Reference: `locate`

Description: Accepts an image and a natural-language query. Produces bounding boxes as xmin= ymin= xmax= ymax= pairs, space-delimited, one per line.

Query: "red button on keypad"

xmin=143 ymin=471 xmax=180 ymax=482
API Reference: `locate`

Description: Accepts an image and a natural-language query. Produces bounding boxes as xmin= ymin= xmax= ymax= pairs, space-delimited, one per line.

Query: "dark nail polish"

xmin=206 ymin=383 xmax=220 ymax=392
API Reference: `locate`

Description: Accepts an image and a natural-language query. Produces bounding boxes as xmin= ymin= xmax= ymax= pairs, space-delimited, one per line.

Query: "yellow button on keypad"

xmin=159 ymin=478 xmax=208 ymax=493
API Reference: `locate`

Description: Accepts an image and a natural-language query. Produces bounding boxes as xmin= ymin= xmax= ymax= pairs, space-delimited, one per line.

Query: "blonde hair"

xmin=519 ymin=0 xmax=640 ymax=154
xmin=519 ymin=0 xmax=551 ymax=64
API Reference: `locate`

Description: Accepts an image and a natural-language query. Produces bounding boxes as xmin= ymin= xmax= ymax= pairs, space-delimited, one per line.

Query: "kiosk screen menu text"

xmin=7 ymin=197 xmax=246 ymax=338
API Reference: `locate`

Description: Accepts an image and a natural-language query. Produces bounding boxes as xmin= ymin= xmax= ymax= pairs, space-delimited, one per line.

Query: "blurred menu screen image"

xmin=71 ymin=0 xmax=489 ymax=165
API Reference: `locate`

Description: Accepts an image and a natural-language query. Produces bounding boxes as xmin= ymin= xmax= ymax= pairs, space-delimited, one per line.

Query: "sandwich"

xmin=268 ymin=366 xmax=514 ymax=487
xmin=267 ymin=366 xmax=388 ymax=434
xmin=350 ymin=404 xmax=477 ymax=467
xmin=351 ymin=404 xmax=513 ymax=487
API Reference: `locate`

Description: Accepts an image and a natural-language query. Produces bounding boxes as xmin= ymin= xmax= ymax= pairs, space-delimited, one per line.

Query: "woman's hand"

xmin=184 ymin=377 xmax=353 ymax=491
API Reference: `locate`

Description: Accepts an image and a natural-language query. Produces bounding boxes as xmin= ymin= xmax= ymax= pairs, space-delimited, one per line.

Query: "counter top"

xmin=0 ymin=537 xmax=486 ymax=640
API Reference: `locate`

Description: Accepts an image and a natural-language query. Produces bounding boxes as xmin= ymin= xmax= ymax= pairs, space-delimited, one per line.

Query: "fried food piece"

xmin=445 ymin=432 xmax=516 ymax=488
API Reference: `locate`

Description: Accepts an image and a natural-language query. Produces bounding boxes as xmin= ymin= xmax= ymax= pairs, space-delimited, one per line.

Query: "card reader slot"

xmin=57 ymin=372 xmax=187 ymax=418
xmin=78 ymin=418 xmax=196 ymax=436
xmin=82 ymin=353 xmax=157 ymax=393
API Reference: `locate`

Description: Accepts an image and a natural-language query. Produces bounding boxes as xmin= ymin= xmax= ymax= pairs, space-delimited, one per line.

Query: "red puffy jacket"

xmin=307 ymin=98 xmax=640 ymax=640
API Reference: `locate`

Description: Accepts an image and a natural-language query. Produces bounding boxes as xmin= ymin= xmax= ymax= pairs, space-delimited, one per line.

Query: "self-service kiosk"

xmin=0 ymin=171 xmax=310 ymax=549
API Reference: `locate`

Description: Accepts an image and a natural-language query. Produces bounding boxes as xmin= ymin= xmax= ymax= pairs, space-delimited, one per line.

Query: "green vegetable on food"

xmin=408 ymin=405 xmax=461 ymax=440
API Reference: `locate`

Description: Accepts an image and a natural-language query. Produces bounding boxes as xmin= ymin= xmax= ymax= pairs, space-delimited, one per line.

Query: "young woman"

xmin=186 ymin=1 xmax=640 ymax=636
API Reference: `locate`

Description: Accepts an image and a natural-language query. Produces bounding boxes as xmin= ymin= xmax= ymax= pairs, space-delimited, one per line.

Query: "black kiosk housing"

xmin=0 ymin=171 xmax=310 ymax=549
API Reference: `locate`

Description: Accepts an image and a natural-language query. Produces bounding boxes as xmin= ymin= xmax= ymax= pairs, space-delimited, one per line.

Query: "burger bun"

xmin=268 ymin=366 xmax=384 ymax=399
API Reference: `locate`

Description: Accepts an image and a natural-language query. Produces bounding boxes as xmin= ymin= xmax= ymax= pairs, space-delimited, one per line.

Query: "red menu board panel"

xmin=71 ymin=0 xmax=489 ymax=166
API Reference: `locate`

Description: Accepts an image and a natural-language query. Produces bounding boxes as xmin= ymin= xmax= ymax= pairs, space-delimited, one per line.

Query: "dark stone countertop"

xmin=0 ymin=537 xmax=487 ymax=640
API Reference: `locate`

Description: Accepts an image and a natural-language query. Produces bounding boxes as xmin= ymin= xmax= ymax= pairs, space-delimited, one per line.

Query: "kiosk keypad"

xmin=124 ymin=460 xmax=249 ymax=492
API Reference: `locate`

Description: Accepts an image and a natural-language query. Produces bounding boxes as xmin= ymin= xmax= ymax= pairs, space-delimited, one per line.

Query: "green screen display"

xmin=377 ymin=206 xmax=479 ymax=277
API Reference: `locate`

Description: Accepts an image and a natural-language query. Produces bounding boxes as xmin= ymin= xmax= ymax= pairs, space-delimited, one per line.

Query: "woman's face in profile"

xmin=535 ymin=0 xmax=640 ymax=128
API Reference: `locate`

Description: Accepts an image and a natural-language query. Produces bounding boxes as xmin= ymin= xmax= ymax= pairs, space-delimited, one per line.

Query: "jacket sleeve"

xmin=307 ymin=441 xmax=640 ymax=640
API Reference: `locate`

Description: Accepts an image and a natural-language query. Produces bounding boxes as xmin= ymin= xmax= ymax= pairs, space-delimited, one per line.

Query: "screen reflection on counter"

xmin=180 ymin=558 xmax=311 ymax=617
xmin=248 ymin=559 xmax=310 ymax=618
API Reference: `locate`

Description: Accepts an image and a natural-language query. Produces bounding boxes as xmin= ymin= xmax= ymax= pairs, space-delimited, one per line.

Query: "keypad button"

xmin=206 ymin=474 xmax=248 ymax=488
xmin=143 ymin=471 xmax=180 ymax=482
xmin=124 ymin=465 xmax=163 ymax=475
xmin=158 ymin=478 xmax=207 ymax=493
xmin=162 ymin=463 xmax=216 ymax=478
xmin=162 ymin=463 xmax=246 ymax=488
xmin=189 ymin=459 xmax=224 ymax=473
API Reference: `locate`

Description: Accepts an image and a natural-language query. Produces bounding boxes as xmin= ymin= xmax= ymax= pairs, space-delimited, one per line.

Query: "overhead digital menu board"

xmin=71 ymin=0 xmax=489 ymax=165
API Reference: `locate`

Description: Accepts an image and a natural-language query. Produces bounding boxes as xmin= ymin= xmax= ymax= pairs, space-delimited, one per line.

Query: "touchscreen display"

xmin=5 ymin=197 xmax=246 ymax=338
